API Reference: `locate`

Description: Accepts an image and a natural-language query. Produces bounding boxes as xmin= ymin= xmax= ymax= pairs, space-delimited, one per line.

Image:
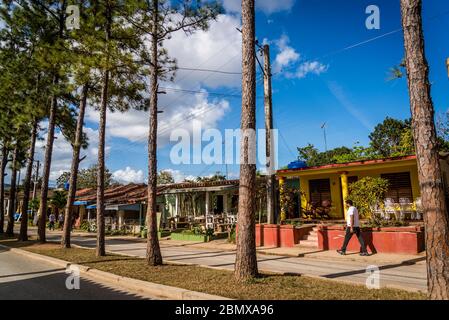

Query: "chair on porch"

xmin=205 ymin=215 xmax=214 ymax=231
xmin=399 ymin=197 xmax=412 ymax=220
xmin=383 ymin=198 xmax=396 ymax=220
xmin=414 ymin=197 xmax=423 ymax=220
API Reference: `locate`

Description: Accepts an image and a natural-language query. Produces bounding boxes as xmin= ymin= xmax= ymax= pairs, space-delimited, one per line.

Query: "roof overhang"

xmin=105 ymin=203 xmax=141 ymax=211
xmin=277 ymin=156 xmax=417 ymax=178
xmin=73 ymin=201 xmax=88 ymax=206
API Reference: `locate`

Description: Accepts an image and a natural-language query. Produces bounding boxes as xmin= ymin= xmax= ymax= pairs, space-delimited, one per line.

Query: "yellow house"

xmin=276 ymin=154 xmax=449 ymax=219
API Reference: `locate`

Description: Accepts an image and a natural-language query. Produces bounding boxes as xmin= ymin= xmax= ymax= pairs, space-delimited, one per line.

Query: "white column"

xmin=223 ymin=193 xmax=228 ymax=214
xmin=118 ymin=210 xmax=125 ymax=227
xmin=175 ymin=194 xmax=180 ymax=217
xmin=205 ymin=192 xmax=210 ymax=216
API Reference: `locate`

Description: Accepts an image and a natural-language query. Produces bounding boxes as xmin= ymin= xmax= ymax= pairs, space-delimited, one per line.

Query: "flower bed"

xmin=170 ymin=231 xmax=210 ymax=242
xmin=317 ymin=225 xmax=425 ymax=254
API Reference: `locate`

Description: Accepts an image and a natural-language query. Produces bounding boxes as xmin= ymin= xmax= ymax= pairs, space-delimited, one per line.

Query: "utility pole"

xmin=321 ymin=122 xmax=328 ymax=152
xmin=263 ymin=44 xmax=276 ymax=224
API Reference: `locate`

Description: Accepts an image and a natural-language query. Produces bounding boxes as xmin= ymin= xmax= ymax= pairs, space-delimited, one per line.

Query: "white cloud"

xmin=112 ymin=167 xmax=144 ymax=184
xmin=272 ymin=34 xmax=328 ymax=79
xmin=159 ymin=168 xmax=195 ymax=183
xmin=34 ymin=123 xmax=106 ymax=183
xmin=294 ymin=61 xmax=328 ymax=79
xmin=223 ymin=0 xmax=296 ymax=15
xmin=273 ymin=35 xmax=300 ymax=72
xmin=85 ymin=89 xmax=230 ymax=146
xmin=164 ymin=14 xmax=242 ymax=89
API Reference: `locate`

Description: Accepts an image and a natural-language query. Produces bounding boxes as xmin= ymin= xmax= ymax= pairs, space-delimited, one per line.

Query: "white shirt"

xmin=346 ymin=206 xmax=360 ymax=227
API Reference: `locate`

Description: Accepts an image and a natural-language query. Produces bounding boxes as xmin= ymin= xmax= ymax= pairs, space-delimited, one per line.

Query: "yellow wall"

xmin=280 ymin=160 xmax=421 ymax=219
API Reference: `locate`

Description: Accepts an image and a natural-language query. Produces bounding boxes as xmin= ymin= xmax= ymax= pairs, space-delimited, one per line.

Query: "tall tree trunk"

xmin=400 ymin=0 xmax=449 ymax=299
xmin=18 ymin=121 xmax=38 ymax=241
xmin=146 ymin=0 xmax=163 ymax=266
xmin=6 ymin=146 xmax=19 ymax=236
xmin=62 ymin=83 xmax=88 ymax=248
xmin=97 ymin=9 xmax=112 ymax=257
xmin=96 ymin=69 xmax=108 ymax=257
xmin=38 ymin=88 xmax=58 ymax=243
xmin=0 ymin=144 xmax=8 ymax=234
xmin=234 ymin=0 xmax=258 ymax=282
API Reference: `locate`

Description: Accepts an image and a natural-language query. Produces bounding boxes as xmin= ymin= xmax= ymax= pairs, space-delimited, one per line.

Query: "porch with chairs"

xmin=161 ymin=180 xmax=242 ymax=235
xmin=371 ymin=196 xmax=424 ymax=221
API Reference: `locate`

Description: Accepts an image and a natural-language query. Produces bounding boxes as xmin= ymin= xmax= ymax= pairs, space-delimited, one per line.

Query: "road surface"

xmin=0 ymin=246 xmax=154 ymax=300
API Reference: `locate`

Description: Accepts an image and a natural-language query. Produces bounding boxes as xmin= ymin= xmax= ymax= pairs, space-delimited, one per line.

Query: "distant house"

xmin=276 ymin=154 xmax=449 ymax=219
xmin=73 ymin=179 xmax=267 ymax=230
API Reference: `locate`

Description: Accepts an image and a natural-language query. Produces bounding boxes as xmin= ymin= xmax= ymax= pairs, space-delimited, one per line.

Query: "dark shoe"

xmin=337 ymin=250 xmax=346 ymax=255
xmin=360 ymin=252 xmax=370 ymax=256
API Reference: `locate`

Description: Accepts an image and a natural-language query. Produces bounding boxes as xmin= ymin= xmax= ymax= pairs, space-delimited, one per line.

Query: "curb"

xmin=58 ymin=242 xmax=427 ymax=293
xmin=0 ymin=243 xmax=230 ymax=300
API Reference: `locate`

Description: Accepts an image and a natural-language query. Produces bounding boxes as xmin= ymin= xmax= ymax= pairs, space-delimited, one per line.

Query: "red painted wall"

xmin=317 ymin=225 xmax=425 ymax=254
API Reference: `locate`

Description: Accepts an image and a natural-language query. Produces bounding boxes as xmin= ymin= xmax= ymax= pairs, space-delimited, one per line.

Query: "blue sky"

xmin=30 ymin=0 xmax=449 ymax=185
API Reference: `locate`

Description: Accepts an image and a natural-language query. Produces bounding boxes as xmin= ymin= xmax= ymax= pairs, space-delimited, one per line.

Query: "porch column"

xmin=175 ymin=194 xmax=180 ymax=217
xmin=279 ymin=177 xmax=286 ymax=222
xmin=223 ymin=193 xmax=228 ymax=214
xmin=340 ymin=171 xmax=349 ymax=220
xmin=205 ymin=191 xmax=210 ymax=215
xmin=118 ymin=210 xmax=125 ymax=228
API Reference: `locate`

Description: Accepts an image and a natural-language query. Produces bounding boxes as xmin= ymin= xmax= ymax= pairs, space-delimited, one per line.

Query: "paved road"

xmin=0 ymin=246 xmax=152 ymax=300
xmin=41 ymin=232 xmax=427 ymax=293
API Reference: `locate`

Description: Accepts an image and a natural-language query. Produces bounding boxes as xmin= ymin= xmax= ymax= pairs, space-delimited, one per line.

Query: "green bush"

xmin=79 ymin=221 xmax=90 ymax=231
xmin=347 ymin=177 xmax=389 ymax=218
xmin=228 ymin=225 xmax=236 ymax=244
xmin=282 ymin=219 xmax=302 ymax=227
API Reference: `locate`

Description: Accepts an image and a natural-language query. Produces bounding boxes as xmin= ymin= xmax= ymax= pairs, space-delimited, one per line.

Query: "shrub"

xmin=79 ymin=221 xmax=90 ymax=231
xmin=347 ymin=177 xmax=389 ymax=218
xmin=279 ymin=183 xmax=300 ymax=222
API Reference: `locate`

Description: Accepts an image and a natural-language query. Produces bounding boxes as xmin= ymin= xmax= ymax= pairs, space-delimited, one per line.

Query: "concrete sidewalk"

xmin=27 ymin=232 xmax=426 ymax=293
xmin=31 ymin=227 xmax=426 ymax=266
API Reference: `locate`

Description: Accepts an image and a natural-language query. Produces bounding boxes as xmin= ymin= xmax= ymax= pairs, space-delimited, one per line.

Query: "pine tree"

xmin=125 ymin=0 xmax=220 ymax=266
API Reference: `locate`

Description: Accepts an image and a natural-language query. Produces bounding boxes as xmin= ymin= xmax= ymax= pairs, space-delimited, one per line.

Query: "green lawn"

xmin=0 ymin=234 xmax=427 ymax=300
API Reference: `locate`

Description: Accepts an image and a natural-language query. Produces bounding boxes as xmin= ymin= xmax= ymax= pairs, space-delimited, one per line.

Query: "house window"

xmin=309 ymin=179 xmax=331 ymax=205
xmin=348 ymin=176 xmax=358 ymax=185
xmin=381 ymin=172 xmax=413 ymax=202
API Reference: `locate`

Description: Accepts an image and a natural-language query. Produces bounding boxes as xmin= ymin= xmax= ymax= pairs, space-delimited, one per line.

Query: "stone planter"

xmin=262 ymin=224 xmax=280 ymax=247
xmin=255 ymin=224 xmax=264 ymax=247
xmin=170 ymin=231 xmax=210 ymax=242
xmin=317 ymin=225 xmax=425 ymax=254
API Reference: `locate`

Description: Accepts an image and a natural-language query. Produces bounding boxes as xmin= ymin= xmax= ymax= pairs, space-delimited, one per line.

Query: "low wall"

xmin=255 ymin=224 xmax=315 ymax=248
xmin=317 ymin=225 xmax=425 ymax=254
xmin=237 ymin=224 xmax=315 ymax=248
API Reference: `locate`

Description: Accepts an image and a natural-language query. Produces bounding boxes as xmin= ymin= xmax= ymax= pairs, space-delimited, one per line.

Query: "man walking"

xmin=337 ymin=199 xmax=369 ymax=256
xmin=48 ymin=212 xmax=56 ymax=231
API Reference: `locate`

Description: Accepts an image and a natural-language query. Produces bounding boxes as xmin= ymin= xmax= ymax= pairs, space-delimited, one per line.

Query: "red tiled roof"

xmin=277 ymin=155 xmax=417 ymax=174
xmin=74 ymin=179 xmax=266 ymax=206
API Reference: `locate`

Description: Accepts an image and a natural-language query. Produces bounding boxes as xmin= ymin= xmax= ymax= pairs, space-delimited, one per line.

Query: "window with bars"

xmin=380 ymin=172 xmax=413 ymax=202
xmin=309 ymin=179 xmax=331 ymax=205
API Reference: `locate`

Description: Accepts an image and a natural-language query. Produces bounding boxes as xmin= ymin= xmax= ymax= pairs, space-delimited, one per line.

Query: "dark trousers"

xmin=341 ymin=227 xmax=367 ymax=253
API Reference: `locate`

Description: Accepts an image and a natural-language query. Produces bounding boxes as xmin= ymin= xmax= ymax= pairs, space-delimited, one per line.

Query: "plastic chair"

xmin=415 ymin=197 xmax=423 ymax=220
xmin=399 ymin=197 xmax=411 ymax=220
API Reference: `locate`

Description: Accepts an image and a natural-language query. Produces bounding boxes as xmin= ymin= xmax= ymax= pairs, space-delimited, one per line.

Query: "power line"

xmin=159 ymin=86 xmax=264 ymax=99
xmin=176 ymin=67 xmax=241 ymax=75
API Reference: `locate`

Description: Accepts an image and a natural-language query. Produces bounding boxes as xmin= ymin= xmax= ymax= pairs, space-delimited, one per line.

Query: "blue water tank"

xmin=287 ymin=160 xmax=307 ymax=169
